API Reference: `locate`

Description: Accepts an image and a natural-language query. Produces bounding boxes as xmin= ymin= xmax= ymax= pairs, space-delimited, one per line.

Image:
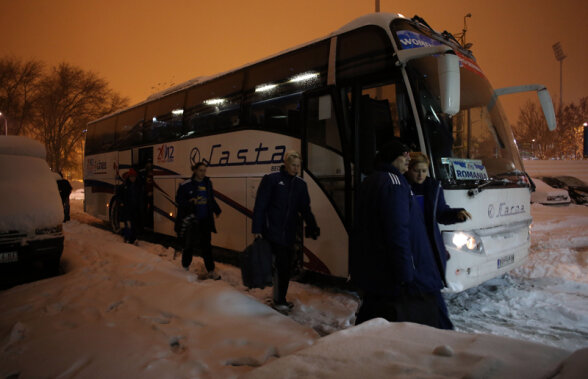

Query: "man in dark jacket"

xmin=252 ymin=151 xmax=320 ymax=312
xmin=175 ymin=162 xmax=222 ymax=279
xmin=353 ymin=140 xmax=445 ymax=328
xmin=56 ymin=172 xmax=72 ymax=222
xmin=120 ymin=168 xmax=144 ymax=244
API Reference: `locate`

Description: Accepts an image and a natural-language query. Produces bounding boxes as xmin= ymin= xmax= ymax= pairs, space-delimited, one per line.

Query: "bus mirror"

xmin=491 ymin=85 xmax=557 ymax=131
xmin=537 ymin=88 xmax=556 ymax=131
xmin=437 ymin=53 xmax=460 ymax=116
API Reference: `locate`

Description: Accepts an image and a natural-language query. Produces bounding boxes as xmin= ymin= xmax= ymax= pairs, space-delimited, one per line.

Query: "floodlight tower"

xmin=552 ymin=42 xmax=566 ymax=111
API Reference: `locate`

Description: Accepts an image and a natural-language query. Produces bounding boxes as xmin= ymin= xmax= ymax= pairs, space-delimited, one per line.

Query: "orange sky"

xmin=2 ymin=0 xmax=587 ymax=123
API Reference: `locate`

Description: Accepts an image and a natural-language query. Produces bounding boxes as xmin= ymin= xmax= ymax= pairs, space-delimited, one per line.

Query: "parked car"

xmin=539 ymin=176 xmax=588 ymax=205
xmin=531 ymin=178 xmax=571 ymax=205
xmin=0 ymin=136 xmax=64 ymax=273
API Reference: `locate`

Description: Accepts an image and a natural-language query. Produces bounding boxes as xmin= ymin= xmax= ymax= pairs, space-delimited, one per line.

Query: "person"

xmin=119 ymin=168 xmax=144 ymax=244
xmin=353 ymin=139 xmax=447 ymax=328
xmin=175 ymin=162 xmax=222 ymax=279
xmin=140 ymin=158 xmax=154 ymax=229
xmin=405 ymin=152 xmax=471 ymax=329
xmin=252 ymin=151 xmax=320 ymax=312
xmin=56 ymin=172 xmax=72 ymax=222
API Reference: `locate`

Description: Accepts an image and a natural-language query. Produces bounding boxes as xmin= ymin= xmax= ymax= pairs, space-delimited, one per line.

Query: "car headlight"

xmin=442 ymin=231 xmax=484 ymax=254
xmin=35 ymin=224 xmax=63 ymax=235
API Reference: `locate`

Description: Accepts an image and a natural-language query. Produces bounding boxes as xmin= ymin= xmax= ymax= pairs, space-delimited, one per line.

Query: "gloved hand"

xmin=305 ymin=225 xmax=320 ymax=240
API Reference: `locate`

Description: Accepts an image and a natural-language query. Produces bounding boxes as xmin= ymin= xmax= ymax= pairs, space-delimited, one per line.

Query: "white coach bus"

xmin=84 ymin=13 xmax=556 ymax=292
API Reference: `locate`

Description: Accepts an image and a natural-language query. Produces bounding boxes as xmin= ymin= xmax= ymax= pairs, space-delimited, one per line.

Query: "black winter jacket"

xmin=175 ymin=176 xmax=221 ymax=234
xmin=352 ymin=164 xmax=444 ymax=297
xmin=252 ymin=166 xmax=317 ymax=247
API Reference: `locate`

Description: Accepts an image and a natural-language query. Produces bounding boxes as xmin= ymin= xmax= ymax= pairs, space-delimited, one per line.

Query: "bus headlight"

xmin=443 ymin=231 xmax=484 ymax=254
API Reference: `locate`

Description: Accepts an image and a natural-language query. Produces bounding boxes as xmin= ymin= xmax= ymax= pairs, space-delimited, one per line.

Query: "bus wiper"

xmin=467 ymin=178 xmax=511 ymax=197
xmin=494 ymin=169 xmax=525 ymax=177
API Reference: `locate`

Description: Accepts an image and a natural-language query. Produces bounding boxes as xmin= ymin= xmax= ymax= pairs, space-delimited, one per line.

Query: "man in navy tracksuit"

xmin=175 ymin=162 xmax=222 ymax=279
xmin=252 ymin=151 xmax=320 ymax=312
xmin=353 ymin=140 xmax=446 ymax=328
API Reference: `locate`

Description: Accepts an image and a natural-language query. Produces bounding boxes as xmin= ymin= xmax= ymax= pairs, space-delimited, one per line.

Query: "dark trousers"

xmin=269 ymin=241 xmax=294 ymax=304
xmin=62 ymin=199 xmax=70 ymax=222
xmin=123 ymin=216 xmax=138 ymax=243
xmin=182 ymin=220 xmax=215 ymax=272
xmin=355 ymin=291 xmax=441 ymax=329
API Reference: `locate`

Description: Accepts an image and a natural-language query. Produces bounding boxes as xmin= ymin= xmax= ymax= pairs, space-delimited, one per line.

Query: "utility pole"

xmin=455 ymin=13 xmax=472 ymax=49
xmin=552 ymin=42 xmax=566 ymax=112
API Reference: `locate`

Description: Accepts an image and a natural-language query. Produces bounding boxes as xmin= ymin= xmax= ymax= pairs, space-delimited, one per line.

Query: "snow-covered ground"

xmin=1 ymin=161 xmax=587 ymax=378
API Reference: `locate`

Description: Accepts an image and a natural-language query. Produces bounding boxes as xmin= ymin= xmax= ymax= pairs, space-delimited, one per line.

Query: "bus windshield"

xmin=406 ymin=55 xmax=526 ymax=187
xmin=407 ymin=55 xmax=526 ymax=185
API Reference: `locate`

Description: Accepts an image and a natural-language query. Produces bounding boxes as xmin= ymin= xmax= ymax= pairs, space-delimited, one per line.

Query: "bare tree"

xmin=31 ymin=63 xmax=128 ymax=172
xmin=514 ymin=97 xmax=588 ymax=159
xmin=0 ymin=57 xmax=43 ymax=135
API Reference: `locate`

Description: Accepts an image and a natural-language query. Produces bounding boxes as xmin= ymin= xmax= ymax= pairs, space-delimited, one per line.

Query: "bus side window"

xmin=247 ymin=93 xmax=303 ymax=137
xmin=184 ymin=72 xmax=244 ymax=137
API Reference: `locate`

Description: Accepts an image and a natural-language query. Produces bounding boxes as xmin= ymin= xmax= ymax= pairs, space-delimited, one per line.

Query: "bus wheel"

xmin=109 ymin=198 xmax=122 ymax=234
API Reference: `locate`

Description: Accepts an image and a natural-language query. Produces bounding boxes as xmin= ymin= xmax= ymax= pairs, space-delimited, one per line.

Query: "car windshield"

xmin=405 ymin=54 xmax=525 ymax=187
xmin=556 ymin=176 xmax=587 ymax=187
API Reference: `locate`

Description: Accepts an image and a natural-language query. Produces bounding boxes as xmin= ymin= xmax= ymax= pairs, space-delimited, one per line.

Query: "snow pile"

xmin=243 ymin=318 xmax=573 ymax=379
xmin=520 ymin=204 xmax=588 ymax=283
xmin=0 ymin=221 xmax=317 ymax=378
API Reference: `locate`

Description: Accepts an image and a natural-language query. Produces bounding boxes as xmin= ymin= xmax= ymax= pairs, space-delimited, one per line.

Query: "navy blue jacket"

xmin=410 ymin=177 xmax=467 ymax=283
xmin=353 ymin=164 xmax=444 ymax=297
xmin=119 ymin=179 xmax=144 ymax=221
xmin=175 ymin=176 xmax=221 ymax=233
xmin=252 ymin=166 xmax=317 ymax=247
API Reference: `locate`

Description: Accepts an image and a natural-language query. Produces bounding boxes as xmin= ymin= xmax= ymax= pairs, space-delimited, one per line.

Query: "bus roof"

xmin=89 ymin=12 xmax=408 ymax=125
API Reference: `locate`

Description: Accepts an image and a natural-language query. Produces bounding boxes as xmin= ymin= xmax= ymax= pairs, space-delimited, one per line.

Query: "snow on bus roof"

xmin=0 ymin=135 xmax=46 ymax=159
xmin=89 ymin=13 xmax=405 ymax=125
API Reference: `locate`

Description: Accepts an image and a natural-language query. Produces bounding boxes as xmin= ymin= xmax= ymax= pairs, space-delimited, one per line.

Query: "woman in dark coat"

xmin=405 ymin=152 xmax=471 ymax=329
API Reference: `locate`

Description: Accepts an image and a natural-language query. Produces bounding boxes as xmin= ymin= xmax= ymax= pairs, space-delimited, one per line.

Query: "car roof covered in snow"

xmin=0 ymin=135 xmax=46 ymax=159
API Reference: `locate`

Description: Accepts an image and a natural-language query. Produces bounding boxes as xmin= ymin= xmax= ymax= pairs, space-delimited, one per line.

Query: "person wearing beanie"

xmin=353 ymin=139 xmax=446 ymax=328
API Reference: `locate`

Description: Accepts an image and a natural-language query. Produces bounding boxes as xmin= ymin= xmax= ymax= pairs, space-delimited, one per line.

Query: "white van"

xmin=0 ymin=136 xmax=64 ymax=272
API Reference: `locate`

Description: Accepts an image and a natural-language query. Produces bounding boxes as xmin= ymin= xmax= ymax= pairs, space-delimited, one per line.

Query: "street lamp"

xmin=0 ymin=112 xmax=7 ymax=136
xmin=552 ymin=42 xmax=566 ymax=111
xmin=455 ymin=13 xmax=473 ymax=49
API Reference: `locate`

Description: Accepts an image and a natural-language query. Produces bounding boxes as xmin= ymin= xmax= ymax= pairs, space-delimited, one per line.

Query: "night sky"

xmin=2 ymin=0 xmax=587 ymax=123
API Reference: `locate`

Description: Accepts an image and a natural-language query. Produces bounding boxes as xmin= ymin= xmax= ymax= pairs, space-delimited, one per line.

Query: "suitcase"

xmin=241 ymin=237 xmax=273 ymax=289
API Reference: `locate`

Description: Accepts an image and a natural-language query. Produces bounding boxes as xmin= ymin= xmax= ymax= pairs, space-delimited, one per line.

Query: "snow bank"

xmin=0 ymin=135 xmax=46 ymax=159
xmin=0 ymin=221 xmax=317 ymax=378
xmin=243 ymin=318 xmax=571 ymax=379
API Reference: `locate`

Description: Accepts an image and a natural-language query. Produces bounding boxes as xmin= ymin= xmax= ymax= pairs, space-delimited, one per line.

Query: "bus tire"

xmin=109 ymin=197 xmax=122 ymax=234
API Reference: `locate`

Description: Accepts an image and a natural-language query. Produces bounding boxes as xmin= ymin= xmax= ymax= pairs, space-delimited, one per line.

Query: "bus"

xmin=84 ymin=13 xmax=556 ymax=292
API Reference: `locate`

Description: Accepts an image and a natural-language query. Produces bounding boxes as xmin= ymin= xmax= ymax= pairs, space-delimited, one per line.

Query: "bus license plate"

xmin=0 ymin=251 xmax=18 ymax=263
xmin=497 ymin=254 xmax=515 ymax=269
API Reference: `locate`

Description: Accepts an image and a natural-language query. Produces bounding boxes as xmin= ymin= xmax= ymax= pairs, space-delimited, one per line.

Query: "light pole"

xmin=552 ymin=42 xmax=566 ymax=112
xmin=0 ymin=112 xmax=7 ymax=136
xmin=455 ymin=13 xmax=473 ymax=49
